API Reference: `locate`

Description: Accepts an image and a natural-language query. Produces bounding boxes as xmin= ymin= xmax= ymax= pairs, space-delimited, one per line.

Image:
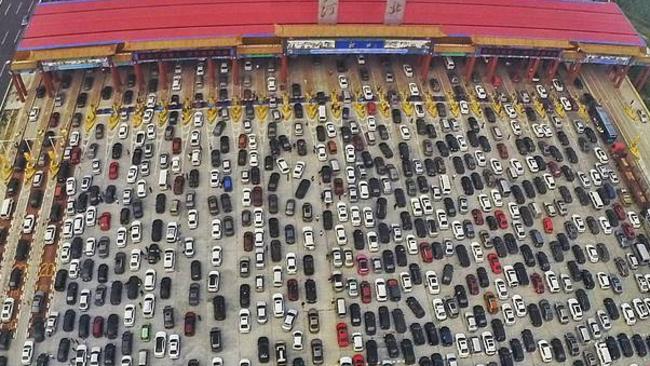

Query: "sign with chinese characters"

xmin=583 ymin=54 xmax=631 ymax=65
xmin=42 ymin=58 xmax=109 ymax=71
xmin=478 ymin=47 xmax=561 ymax=59
xmin=286 ymin=39 xmax=431 ymax=55
xmin=318 ymin=0 xmax=338 ymax=24
xmin=384 ymin=0 xmax=406 ymax=25
xmin=133 ymin=49 xmax=232 ymax=62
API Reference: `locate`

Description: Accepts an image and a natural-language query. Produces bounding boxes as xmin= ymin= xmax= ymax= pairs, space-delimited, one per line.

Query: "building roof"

xmin=19 ymin=0 xmax=645 ymax=52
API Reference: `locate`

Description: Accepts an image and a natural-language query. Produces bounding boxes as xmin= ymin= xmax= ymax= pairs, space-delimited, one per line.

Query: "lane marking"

xmin=14 ymin=30 xmax=21 ymax=44
xmin=0 ymin=60 xmax=7 ymax=77
xmin=0 ymin=31 xmax=8 ymax=46
xmin=3 ymin=3 xmax=11 ymax=16
xmin=15 ymin=1 xmax=22 ymax=14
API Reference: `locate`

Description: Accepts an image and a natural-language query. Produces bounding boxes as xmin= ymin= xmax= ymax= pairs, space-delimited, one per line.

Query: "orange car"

xmin=483 ymin=291 xmax=499 ymax=314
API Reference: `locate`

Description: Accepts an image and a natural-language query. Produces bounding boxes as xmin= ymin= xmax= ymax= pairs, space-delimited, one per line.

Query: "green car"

xmin=141 ymin=323 xmax=151 ymax=341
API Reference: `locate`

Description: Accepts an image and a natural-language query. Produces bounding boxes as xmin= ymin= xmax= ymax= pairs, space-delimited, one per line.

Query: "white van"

xmin=318 ymin=105 xmax=327 ymax=122
xmin=439 ymin=175 xmax=451 ymax=195
xmin=138 ymin=349 xmax=149 ymax=366
xmin=634 ymin=243 xmax=650 ymax=265
xmin=336 ymin=297 xmax=347 ymax=317
xmin=273 ymin=266 xmax=283 ymax=287
xmin=444 ymin=57 xmax=455 ymax=70
xmin=595 ymin=341 xmax=612 ymax=366
xmin=158 ymin=169 xmax=168 ymax=191
xmin=589 ymin=191 xmax=604 ymax=210
xmin=0 ymin=198 xmax=14 ymax=219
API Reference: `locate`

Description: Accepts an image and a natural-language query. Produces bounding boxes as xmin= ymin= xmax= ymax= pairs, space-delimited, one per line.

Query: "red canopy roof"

xmin=19 ymin=0 xmax=645 ymax=51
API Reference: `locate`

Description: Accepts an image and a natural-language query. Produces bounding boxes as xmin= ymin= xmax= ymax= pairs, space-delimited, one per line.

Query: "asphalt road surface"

xmin=0 ymin=0 xmax=36 ymax=108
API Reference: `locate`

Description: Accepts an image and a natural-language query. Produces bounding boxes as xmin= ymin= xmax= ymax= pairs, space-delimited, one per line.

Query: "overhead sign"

xmin=286 ymin=39 xmax=431 ymax=55
xmin=134 ymin=49 xmax=232 ymax=62
xmin=583 ymin=54 xmax=631 ymax=65
xmin=318 ymin=0 xmax=338 ymax=24
xmin=384 ymin=0 xmax=406 ymax=25
xmin=478 ymin=47 xmax=561 ymax=59
xmin=42 ymin=58 xmax=109 ymax=71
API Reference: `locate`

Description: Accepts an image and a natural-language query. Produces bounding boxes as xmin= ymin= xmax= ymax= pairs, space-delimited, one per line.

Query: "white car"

xmin=456 ymin=333 xmax=470 ymax=358
xmin=403 ymin=64 xmax=414 ymax=77
xmin=210 ymin=170 xmax=220 ymax=188
xmin=535 ymin=84 xmax=548 ymax=99
xmin=432 ymin=298 xmax=447 ymax=320
xmin=400 ymin=272 xmax=413 ymax=292
xmin=143 ymin=269 xmax=156 ymax=291
xmin=475 ymin=85 xmax=487 ymax=100
xmin=282 ymin=309 xmax=298 ymax=332
xmin=490 ymin=159 xmax=503 ymax=175
xmin=362 ymin=85 xmax=373 ymax=101
xmin=293 ymin=161 xmax=305 ymax=179
xmin=345 ymin=145 xmax=356 ymax=163
xmin=267 ymin=77 xmax=277 ymax=92
xmin=1 ymin=298 xmax=14 ymax=323
xmin=163 ymin=249 xmax=175 ymax=272
xmin=211 ymin=246 xmax=222 ymax=266
xmin=286 ymin=253 xmax=297 ymax=274
xmin=334 ymin=225 xmax=347 ymax=245
xmin=336 ymin=202 xmax=348 ymax=222
xmin=116 ymin=227 xmax=128 ymax=248
xmin=44 ymin=225 xmax=57 ymax=245
xmin=21 ymin=339 xmax=34 ymax=366
xmin=338 ymin=75 xmax=349 ymax=89
xmin=124 ymin=304 xmax=136 ymax=327
xmin=154 ymin=331 xmax=166 ymax=358
xmin=129 ymin=249 xmax=141 ymax=271
xmin=118 ymin=123 xmax=129 ymax=139
xmin=143 ymin=294 xmax=156 ymax=319
xmin=375 ymin=279 xmax=387 ymax=302
xmin=168 ymin=334 xmax=180 ymax=359
xmin=277 ymin=158 xmax=290 ymax=174
xmin=399 ymin=125 xmax=411 ymax=140
xmin=211 ymin=219 xmax=222 ymax=239
xmin=538 ymin=340 xmax=553 ymax=363
xmin=426 ymin=271 xmax=440 ymax=295
xmin=628 ymin=211 xmax=641 ymax=228
xmin=130 ymin=221 xmax=142 ymax=243
xmin=188 ymin=209 xmax=199 ymax=230
xmin=511 ymin=295 xmax=526 ymax=318
xmin=594 ymin=146 xmax=609 ymax=164
xmin=22 ymin=215 xmax=35 ymax=234
xmin=205 ymin=270 xmax=219 ymax=293
xmin=184 ymin=238 xmax=195 ymax=258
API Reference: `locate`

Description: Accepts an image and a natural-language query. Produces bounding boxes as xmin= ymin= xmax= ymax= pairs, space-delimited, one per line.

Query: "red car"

xmin=497 ymin=143 xmax=509 ymax=159
xmin=356 ymin=255 xmax=369 ymax=275
xmin=531 ymin=273 xmax=545 ymax=294
xmin=471 ymin=209 xmax=484 ymax=226
xmin=494 ymin=210 xmax=508 ymax=229
xmin=172 ymin=137 xmax=182 ymax=154
xmin=487 ymin=253 xmax=502 ymax=274
xmin=542 ymin=217 xmax=553 ymax=233
xmin=99 ymin=212 xmax=111 ymax=231
xmin=366 ymin=102 xmax=376 ymax=115
xmin=92 ymin=316 xmax=104 ymax=338
xmin=622 ymin=222 xmax=636 ymax=240
xmin=109 ymin=161 xmax=119 ymax=180
xmin=360 ymin=281 xmax=372 ymax=304
xmin=336 ymin=322 xmax=349 ymax=347
xmin=238 ymin=133 xmax=248 ymax=149
xmin=419 ymin=242 xmax=433 ymax=263
xmin=548 ymin=161 xmax=561 ymax=177
xmin=70 ymin=147 xmax=81 ymax=165
xmin=287 ymin=279 xmax=299 ymax=301
xmin=352 ymin=354 xmax=365 ymax=366
xmin=334 ymin=178 xmax=345 ymax=196
xmin=613 ymin=203 xmax=626 ymax=221
xmin=184 ymin=311 xmax=196 ymax=336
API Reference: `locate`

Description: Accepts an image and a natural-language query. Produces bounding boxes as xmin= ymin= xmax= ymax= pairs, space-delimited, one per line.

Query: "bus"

xmin=589 ymin=105 xmax=618 ymax=144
